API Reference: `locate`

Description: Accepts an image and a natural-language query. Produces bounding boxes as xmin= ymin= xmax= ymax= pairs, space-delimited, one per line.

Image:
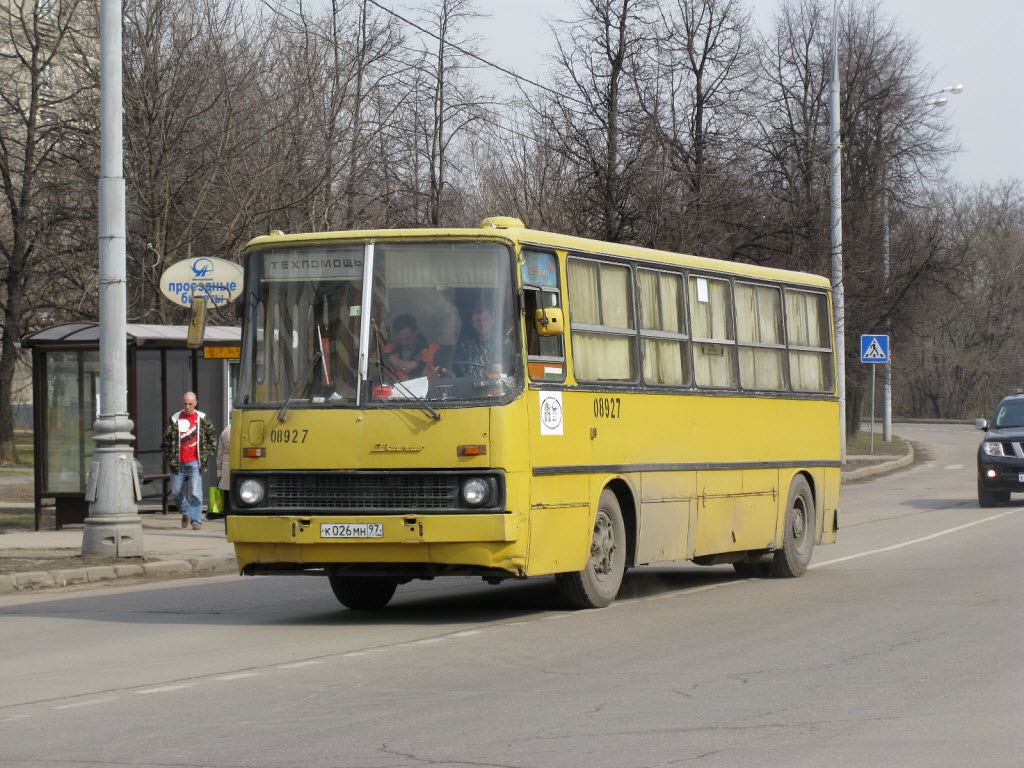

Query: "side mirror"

xmin=535 ymin=307 xmax=564 ymax=337
xmin=974 ymin=418 xmax=988 ymax=431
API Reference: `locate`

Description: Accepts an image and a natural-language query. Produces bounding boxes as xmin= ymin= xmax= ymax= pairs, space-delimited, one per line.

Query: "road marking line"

xmin=944 ymin=464 xmax=964 ymax=470
xmin=54 ymin=698 xmax=117 ymax=710
xmin=214 ymin=672 xmax=259 ymax=681
xmin=135 ymin=683 xmax=196 ymax=695
xmin=277 ymin=660 xmax=324 ymax=669
xmin=449 ymin=630 xmax=482 ymax=638
xmin=811 ymin=510 xmax=1016 ymax=569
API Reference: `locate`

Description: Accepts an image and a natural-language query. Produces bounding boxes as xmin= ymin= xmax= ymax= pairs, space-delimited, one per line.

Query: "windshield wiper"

xmin=371 ymin=321 xmax=441 ymax=421
xmin=277 ymin=325 xmax=328 ymax=422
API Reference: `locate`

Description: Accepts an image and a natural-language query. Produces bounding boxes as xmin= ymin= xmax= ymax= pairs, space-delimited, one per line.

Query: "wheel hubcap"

xmin=591 ymin=510 xmax=617 ymax=577
xmin=792 ymin=501 xmax=808 ymax=551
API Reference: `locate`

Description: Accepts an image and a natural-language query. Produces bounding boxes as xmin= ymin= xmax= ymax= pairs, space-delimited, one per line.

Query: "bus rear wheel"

xmin=556 ymin=489 xmax=626 ymax=609
xmin=772 ymin=476 xmax=815 ymax=578
xmin=328 ymin=573 xmax=397 ymax=610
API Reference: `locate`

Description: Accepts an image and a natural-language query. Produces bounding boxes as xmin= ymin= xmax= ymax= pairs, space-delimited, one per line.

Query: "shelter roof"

xmin=19 ymin=323 xmax=241 ymax=349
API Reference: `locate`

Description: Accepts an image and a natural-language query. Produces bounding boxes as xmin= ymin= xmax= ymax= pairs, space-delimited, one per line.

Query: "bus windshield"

xmin=240 ymin=240 xmax=521 ymax=408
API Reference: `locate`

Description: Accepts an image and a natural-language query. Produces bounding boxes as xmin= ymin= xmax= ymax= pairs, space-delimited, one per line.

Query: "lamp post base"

xmin=82 ymin=414 xmax=144 ymax=557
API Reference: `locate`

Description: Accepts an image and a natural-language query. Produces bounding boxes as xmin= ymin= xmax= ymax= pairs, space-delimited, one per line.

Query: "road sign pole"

xmin=870 ymin=364 xmax=876 ymax=454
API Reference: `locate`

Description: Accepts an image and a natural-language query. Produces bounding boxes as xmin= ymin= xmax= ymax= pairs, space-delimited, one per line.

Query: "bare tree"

xmin=538 ymin=0 xmax=658 ymax=243
xmin=122 ymin=0 xmax=275 ymax=322
xmin=638 ymin=0 xmax=756 ymax=255
xmin=0 ymin=0 xmax=99 ymax=461
xmin=895 ymin=181 xmax=1024 ymax=418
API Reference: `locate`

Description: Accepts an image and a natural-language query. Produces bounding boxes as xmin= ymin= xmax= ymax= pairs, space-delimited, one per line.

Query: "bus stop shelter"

xmin=20 ymin=323 xmax=241 ymax=530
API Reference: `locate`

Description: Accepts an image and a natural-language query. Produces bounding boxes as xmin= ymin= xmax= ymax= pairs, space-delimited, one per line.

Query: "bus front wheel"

xmin=556 ymin=489 xmax=626 ymax=609
xmin=772 ymin=476 xmax=815 ymax=578
xmin=328 ymin=573 xmax=397 ymax=610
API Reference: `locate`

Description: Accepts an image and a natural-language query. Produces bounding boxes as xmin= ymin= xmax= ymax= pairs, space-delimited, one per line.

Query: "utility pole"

xmin=830 ymin=0 xmax=846 ymax=461
xmin=82 ymin=0 xmax=144 ymax=555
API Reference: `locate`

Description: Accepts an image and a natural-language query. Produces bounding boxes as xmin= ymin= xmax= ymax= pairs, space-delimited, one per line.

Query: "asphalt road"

xmin=1 ymin=423 xmax=1020 ymax=767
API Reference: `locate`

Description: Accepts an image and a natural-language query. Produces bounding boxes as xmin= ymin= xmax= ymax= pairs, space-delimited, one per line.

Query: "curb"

xmin=841 ymin=443 xmax=915 ymax=482
xmin=0 ymin=554 xmax=238 ymax=595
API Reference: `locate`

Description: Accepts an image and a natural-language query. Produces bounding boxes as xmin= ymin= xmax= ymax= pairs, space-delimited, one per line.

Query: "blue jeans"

xmin=171 ymin=460 xmax=204 ymax=525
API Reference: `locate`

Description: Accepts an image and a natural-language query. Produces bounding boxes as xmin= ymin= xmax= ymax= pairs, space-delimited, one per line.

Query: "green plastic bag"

xmin=208 ymin=487 xmax=225 ymax=516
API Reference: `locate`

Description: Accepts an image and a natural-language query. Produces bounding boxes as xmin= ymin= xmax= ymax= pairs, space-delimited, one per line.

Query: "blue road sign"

xmin=861 ymin=334 xmax=890 ymax=363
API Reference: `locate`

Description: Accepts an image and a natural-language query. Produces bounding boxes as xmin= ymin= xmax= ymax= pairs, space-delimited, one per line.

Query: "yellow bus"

xmin=226 ymin=217 xmax=840 ymax=609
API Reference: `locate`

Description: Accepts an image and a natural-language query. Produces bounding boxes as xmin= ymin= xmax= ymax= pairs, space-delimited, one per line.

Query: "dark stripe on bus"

xmin=533 ymin=460 xmax=842 ymax=476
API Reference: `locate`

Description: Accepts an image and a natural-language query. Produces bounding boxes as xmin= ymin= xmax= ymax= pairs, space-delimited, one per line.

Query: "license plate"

xmin=320 ymin=523 xmax=384 ymax=539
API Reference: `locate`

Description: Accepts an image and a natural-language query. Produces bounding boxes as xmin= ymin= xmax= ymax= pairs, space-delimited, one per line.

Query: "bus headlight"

xmin=461 ymin=477 xmax=489 ymax=506
xmin=237 ymin=478 xmax=266 ymax=506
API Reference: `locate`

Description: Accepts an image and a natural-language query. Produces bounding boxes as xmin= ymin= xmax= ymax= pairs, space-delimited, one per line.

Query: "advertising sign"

xmin=159 ymin=257 xmax=244 ymax=307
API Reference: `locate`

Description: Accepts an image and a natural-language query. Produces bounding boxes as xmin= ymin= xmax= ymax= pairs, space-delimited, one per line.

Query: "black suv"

xmin=975 ymin=391 xmax=1024 ymax=507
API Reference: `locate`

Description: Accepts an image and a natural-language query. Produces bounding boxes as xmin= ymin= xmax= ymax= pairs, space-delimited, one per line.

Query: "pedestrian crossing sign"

xmin=860 ymin=334 xmax=890 ymax=363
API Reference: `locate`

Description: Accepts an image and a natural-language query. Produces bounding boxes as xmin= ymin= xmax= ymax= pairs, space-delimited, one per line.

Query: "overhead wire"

xmin=363 ymin=0 xmax=591 ymax=109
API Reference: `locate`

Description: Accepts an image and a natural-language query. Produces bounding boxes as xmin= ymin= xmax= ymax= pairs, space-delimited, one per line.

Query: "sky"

xmin=457 ymin=0 xmax=1022 ymax=188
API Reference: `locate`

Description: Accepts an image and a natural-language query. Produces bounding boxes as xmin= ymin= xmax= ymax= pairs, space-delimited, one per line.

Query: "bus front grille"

xmin=267 ymin=472 xmax=460 ymax=511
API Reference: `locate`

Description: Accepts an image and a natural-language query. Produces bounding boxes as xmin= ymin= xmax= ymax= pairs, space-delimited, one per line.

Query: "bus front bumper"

xmin=226 ymin=513 xmax=525 ymax=575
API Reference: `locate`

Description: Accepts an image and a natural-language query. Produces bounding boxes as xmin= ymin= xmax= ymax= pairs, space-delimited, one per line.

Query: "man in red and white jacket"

xmin=161 ymin=391 xmax=218 ymax=530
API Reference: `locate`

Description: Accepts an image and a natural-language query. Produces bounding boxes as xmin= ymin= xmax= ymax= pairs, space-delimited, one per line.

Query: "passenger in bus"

xmin=453 ymin=305 xmax=504 ymax=377
xmin=384 ymin=313 xmax=440 ymax=381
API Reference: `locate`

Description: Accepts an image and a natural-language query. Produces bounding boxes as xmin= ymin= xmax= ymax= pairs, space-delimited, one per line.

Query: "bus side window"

xmin=521 ymin=250 xmax=564 ymax=382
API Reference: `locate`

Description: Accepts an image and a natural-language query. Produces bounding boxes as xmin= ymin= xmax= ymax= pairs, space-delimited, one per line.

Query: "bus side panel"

xmin=637 ymin=471 xmax=696 ymax=563
xmin=819 ymin=466 xmax=840 ymax=544
xmin=526 ymin=477 xmax=591 ymax=576
xmin=740 ymin=468 xmax=782 ymax=550
xmin=694 ymin=470 xmax=741 ymax=556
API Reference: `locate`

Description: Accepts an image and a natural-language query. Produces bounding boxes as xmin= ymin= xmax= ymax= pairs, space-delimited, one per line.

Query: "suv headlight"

xmin=237 ymin=478 xmax=266 ymax=505
xmin=982 ymin=441 xmax=1005 ymax=457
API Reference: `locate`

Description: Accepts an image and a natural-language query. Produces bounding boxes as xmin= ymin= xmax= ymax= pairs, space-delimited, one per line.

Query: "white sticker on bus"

xmin=540 ymin=391 xmax=563 ymax=436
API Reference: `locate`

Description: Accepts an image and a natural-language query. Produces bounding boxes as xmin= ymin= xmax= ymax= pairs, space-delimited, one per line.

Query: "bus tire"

xmin=328 ymin=573 xmax=397 ymax=610
xmin=772 ymin=476 xmax=815 ymax=578
xmin=556 ymin=489 xmax=626 ymax=609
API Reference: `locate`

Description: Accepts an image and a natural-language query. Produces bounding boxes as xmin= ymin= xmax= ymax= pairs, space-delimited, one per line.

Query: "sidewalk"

xmin=0 ymin=511 xmax=237 ymax=595
xmin=0 ymin=440 xmax=915 ymax=595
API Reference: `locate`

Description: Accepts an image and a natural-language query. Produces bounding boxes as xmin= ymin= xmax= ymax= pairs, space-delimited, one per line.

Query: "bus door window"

xmin=521 ymin=250 xmax=565 ymax=382
xmin=688 ymin=275 xmax=736 ymax=388
xmin=735 ymin=282 xmax=786 ymax=391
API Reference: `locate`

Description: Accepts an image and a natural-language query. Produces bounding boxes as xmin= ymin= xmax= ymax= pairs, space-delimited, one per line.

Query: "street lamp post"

xmin=830 ymin=1 xmax=846 ymax=460
xmin=880 ymin=84 xmax=962 ymax=442
xmin=82 ymin=0 xmax=144 ymax=556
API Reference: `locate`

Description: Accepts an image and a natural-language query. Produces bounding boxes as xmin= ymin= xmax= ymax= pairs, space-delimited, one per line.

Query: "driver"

xmin=384 ymin=313 xmax=440 ymax=381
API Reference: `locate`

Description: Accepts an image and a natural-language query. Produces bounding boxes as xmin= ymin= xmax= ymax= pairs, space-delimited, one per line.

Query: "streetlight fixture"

xmin=880 ymin=83 xmax=962 ymax=442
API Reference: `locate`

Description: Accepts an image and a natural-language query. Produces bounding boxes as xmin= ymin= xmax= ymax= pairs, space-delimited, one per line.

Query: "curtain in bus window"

xmin=639 ymin=270 xmax=688 ymax=386
xmin=736 ymin=283 xmax=785 ymax=390
xmin=380 ymin=243 xmax=502 ymax=287
xmin=785 ymin=290 xmax=834 ymax=391
xmin=573 ymin=333 xmax=633 ymax=381
xmin=688 ymin=276 xmax=735 ymax=387
xmin=569 ymin=260 xmax=636 ymax=381
xmin=568 ymin=260 xmax=601 ymax=324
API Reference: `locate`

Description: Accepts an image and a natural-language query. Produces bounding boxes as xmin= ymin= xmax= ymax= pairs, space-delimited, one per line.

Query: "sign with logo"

xmin=539 ymin=391 xmax=563 ymax=436
xmin=860 ymin=334 xmax=890 ymax=364
xmin=159 ymin=257 xmax=244 ymax=307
